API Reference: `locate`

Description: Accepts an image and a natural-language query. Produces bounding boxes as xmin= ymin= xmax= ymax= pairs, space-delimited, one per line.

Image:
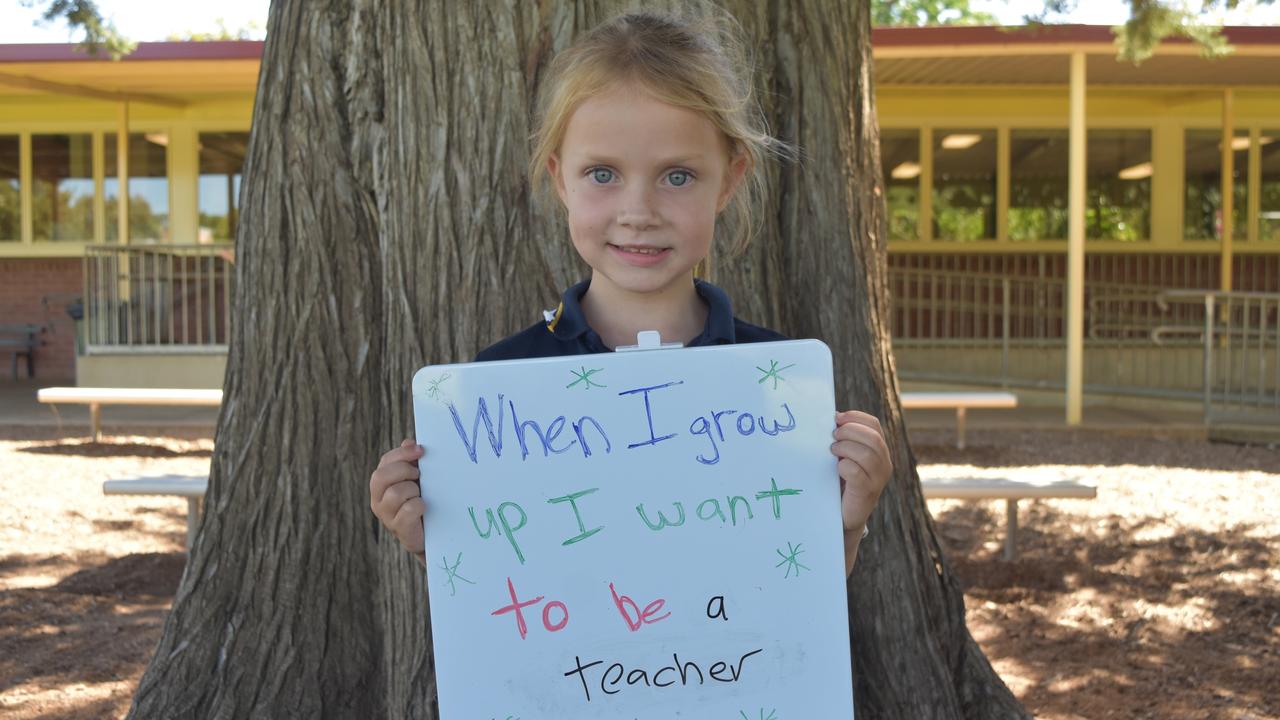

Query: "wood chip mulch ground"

xmin=1 ymin=426 xmax=1277 ymax=719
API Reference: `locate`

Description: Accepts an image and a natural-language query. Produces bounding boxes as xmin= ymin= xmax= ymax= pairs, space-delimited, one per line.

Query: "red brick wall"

xmin=0 ymin=258 xmax=81 ymax=382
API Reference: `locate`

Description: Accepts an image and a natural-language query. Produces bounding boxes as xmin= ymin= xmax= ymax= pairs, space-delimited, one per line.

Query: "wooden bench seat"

xmin=38 ymin=387 xmax=223 ymax=442
xmin=103 ymin=475 xmax=209 ymax=550
xmin=921 ymin=476 xmax=1096 ymax=560
xmin=901 ymin=391 xmax=1018 ymax=449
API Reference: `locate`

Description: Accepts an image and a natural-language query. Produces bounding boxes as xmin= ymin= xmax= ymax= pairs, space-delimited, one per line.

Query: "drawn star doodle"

xmin=566 ymin=366 xmax=606 ymax=390
xmin=740 ymin=710 xmax=779 ymax=720
xmin=425 ymin=372 xmax=451 ymax=403
xmin=756 ymin=360 xmax=796 ymax=390
xmin=438 ymin=552 xmax=475 ymax=596
xmin=775 ymin=542 xmax=809 ymax=579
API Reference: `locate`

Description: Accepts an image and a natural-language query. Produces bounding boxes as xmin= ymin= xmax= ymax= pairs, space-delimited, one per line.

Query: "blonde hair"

xmin=528 ymin=9 xmax=790 ymax=255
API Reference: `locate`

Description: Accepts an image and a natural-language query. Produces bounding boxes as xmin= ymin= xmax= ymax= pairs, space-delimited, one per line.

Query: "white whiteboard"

xmin=412 ymin=339 xmax=854 ymax=719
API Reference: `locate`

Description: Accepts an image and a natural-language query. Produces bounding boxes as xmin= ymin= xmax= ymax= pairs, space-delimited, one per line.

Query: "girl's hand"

xmin=831 ymin=410 xmax=892 ymax=575
xmin=370 ymin=439 xmax=428 ymax=566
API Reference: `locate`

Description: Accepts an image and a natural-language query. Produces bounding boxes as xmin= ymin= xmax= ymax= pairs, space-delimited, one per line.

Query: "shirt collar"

xmin=547 ymin=278 xmax=737 ymax=346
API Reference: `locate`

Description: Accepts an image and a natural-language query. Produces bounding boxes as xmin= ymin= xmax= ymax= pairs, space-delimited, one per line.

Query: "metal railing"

xmin=889 ymin=267 xmax=1280 ymax=418
xmin=84 ymin=244 xmax=235 ymax=353
xmin=1158 ymin=290 xmax=1280 ymax=425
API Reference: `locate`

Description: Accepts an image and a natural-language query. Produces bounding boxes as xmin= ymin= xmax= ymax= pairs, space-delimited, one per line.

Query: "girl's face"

xmin=549 ymin=83 xmax=747 ymax=300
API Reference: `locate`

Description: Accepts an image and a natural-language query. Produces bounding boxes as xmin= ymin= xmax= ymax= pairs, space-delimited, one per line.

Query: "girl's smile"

xmin=609 ymin=243 xmax=672 ymax=267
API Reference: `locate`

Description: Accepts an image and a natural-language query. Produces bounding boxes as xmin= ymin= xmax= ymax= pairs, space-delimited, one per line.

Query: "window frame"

xmin=0 ymin=120 xmax=177 ymax=256
xmin=884 ymin=119 xmax=1165 ymax=252
xmin=195 ymin=129 xmax=251 ymax=244
xmin=882 ymin=115 xmax=1280 ymax=254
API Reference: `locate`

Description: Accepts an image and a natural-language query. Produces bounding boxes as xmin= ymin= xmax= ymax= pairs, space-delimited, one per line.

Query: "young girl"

xmin=370 ymin=11 xmax=889 ymax=578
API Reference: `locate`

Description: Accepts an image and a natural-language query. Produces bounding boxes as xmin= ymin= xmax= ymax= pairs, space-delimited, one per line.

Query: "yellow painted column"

xmin=19 ymin=133 xmax=32 ymax=244
xmin=116 ymin=102 xmax=130 ymax=245
xmin=920 ymin=126 xmax=934 ymax=243
xmin=168 ymin=125 xmax=199 ymax=245
xmin=92 ymin=132 xmax=105 ymax=244
xmin=1149 ymin=119 xmax=1181 ymax=248
xmin=1220 ymin=88 xmax=1234 ymax=291
xmin=1247 ymin=126 xmax=1261 ymax=245
xmin=996 ymin=126 xmax=1010 ymax=242
xmin=1066 ymin=52 xmax=1086 ymax=426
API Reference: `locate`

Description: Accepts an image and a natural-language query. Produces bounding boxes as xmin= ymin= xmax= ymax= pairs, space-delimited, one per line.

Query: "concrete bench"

xmin=37 ymin=387 xmax=223 ymax=442
xmin=103 ymin=475 xmax=209 ymax=550
xmin=901 ymin=391 xmax=1018 ymax=449
xmin=921 ymin=476 xmax=1096 ymax=560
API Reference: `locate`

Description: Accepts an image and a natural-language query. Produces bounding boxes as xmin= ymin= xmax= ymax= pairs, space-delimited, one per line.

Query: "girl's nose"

xmin=616 ymin=187 xmax=658 ymax=230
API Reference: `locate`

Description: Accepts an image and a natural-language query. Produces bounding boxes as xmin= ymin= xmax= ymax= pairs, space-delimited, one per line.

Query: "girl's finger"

xmin=370 ymin=462 xmax=421 ymax=506
xmin=391 ymin=497 xmax=428 ymax=551
xmin=832 ymin=443 xmax=878 ymax=480
xmin=374 ymin=479 xmax=421 ymax=521
xmin=833 ymin=421 xmax=886 ymax=447
xmin=377 ymin=443 xmax=424 ymax=471
xmin=835 ymin=410 xmax=881 ymax=428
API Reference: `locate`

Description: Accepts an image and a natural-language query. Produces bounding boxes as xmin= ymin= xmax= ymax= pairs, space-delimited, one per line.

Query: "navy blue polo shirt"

xmin=474 ymin=279 xmax=787 ymax=362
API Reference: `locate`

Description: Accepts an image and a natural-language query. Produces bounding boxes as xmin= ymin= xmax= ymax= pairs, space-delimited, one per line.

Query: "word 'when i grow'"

xmin=447 ymin=380 xmax=796 ymax=466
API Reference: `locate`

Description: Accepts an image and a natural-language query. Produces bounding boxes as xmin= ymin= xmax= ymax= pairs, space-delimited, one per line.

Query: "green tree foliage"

xmin=872 ymin=0 xmax=998 ymax=26
xmin=166 ymin=18 xmax=263 ymax=42
xmin=21 ymin=0 xmax=134 ymax=59
xmin=1030 ymin=0 xmax=1278 ymax=62
xmin=0 ymin=181 xmax=20 ymax=241
xmin=29 ymin=0 xmax=1277 ymax=63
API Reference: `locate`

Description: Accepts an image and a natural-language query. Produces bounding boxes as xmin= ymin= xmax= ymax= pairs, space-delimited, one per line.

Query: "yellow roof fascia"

xmin=0 ymin=58 xmax=259 ymax=99
xmin=0 ymin=71 xmax=186 ymax=107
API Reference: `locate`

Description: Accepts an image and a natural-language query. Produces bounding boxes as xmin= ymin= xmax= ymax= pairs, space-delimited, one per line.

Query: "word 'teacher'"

xmin=411 ymin=339 xmax=854 ymax=719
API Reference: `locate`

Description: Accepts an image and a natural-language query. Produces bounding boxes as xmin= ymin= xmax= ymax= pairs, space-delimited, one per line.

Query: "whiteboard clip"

xmin=616 ymin=330 xmax=684 ymax=352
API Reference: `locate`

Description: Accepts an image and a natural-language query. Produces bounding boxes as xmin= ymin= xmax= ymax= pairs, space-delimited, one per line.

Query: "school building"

xmin=1 ymin=26 xmax=1277 ymax=427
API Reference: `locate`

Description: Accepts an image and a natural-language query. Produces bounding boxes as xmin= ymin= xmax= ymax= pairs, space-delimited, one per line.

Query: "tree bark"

xmin=130 ymin=1 xmax=1028 ymax=718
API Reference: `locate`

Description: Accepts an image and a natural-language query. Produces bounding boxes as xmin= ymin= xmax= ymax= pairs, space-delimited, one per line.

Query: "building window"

xmin=880 ymin=129 xmax=920 ymax=241
xmin=0 ymin=136 xmax=17 ymax=242
xmin=932 ymin=128 xmax=996 ymax=242
xmin=31 ymin=134 xmax=94 ymax=241
xmin=105 ymin=132 xmax=169 ymax=242
xmin=1184 ymin=129 xmax=1248 ymax=241
xmin=1087 ymin=129 xmax=1151 ymax=242
xmin=1261 ymin=131 xmax=1280 ymax=243
xmin=198 ymin=132 xmax=248 ymax=243
xmin=1009 ymin=129 xmax=1068 ymax=241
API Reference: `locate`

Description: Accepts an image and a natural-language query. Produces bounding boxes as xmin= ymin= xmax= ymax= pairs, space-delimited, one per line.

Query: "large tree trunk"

xmin=130 ymin=1 xmax=1027 ymax=718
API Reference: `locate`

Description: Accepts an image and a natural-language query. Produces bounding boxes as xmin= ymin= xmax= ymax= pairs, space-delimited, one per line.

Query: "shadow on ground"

xmin=16 ymin=440 xmax=212 ymax=459
xmin=0 ymin=553 xmax=184 ymax=700
xmin=53 ymin=554 xmax=186 ymax=598
xmin=933 ymin=502 xmax=1279 ymax=719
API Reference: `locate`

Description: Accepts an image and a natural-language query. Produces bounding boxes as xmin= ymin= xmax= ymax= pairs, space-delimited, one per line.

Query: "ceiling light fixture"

xmin=1118 ymin=162 xmax=1153 ymax=180
xmin=940 ymin=133 xmax=982 ymax=150
xmin=891 ymin=162 xmax=921 ymax=179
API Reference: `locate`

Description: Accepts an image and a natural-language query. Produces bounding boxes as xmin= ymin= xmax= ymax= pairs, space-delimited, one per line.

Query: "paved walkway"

xmin=0 ymin=378 xmax=1205 ymax=437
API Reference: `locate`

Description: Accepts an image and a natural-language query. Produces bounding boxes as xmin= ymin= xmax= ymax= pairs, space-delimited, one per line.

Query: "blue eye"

xmin=666 ymin=170 xmax=692 ymax=187
xmin=590 ymin=168 xmax=615 ymax=184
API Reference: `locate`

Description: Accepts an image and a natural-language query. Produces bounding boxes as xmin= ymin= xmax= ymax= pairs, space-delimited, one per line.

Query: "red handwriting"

xmin=491 ymin=577 xmax=571 ymax=639
xmin=609 ymin=582 xmax=671 ymax=631
xmin=543 ymin=600 xmax=569 ymax=631
xmin=491 ymin=578 xmax=670 ymax=638
xmin=491 ymin=577 xmax=542 ymax=639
